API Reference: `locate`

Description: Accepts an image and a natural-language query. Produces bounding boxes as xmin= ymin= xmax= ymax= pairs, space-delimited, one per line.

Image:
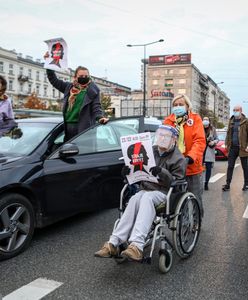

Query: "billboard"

xmin=149 ymin=53 xmax=191 ymax=65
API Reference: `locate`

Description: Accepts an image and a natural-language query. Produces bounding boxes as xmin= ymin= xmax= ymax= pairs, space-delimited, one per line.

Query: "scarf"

xmin=68 ymin=80 xmax=91 ymax=111
xmin=174 ymin=114 xmax=188 ymax=154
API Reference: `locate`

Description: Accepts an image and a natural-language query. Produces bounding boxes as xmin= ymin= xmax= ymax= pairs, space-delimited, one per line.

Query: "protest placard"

xmin=120 ymin=132 xmax=158 ymax=185
xmin=44 ymin=37 xmax=68 ymax=71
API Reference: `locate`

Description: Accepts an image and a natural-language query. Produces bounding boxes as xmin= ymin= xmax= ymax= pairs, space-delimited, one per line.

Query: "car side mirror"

xmin=59 ymin=143 xmax=79 ymax=158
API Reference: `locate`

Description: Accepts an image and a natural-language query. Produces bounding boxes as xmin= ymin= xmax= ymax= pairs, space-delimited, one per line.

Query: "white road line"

xmin=3 ymin=278 xmax=63 ymax=300
xmin=208 ymin=164 xmax=240 ymax=183
xmin=243 ymin=205 xmax=248 ymax=219
xmin=209 ymin=173 xmax=226 ymax=183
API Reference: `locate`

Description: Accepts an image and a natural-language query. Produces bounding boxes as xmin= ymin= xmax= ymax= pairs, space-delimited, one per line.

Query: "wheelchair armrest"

xmin=170 ymin=180 xmax=188 ymax=193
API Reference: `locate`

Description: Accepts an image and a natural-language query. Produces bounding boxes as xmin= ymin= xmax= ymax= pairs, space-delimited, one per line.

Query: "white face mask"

xmin=203 ymin=120 xmax=210 ymax=127
xmin=233 ymin=111 xmax=241 ymax=118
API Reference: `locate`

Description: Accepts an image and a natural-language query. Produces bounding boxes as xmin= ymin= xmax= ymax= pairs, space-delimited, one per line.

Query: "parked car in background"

xmin=215 ymin=130 xmax=228 ymax=160
xmin=0 ymin=116 xmax=145 ymax=260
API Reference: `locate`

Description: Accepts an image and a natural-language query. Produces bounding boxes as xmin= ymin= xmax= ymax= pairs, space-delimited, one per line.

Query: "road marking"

xmin=243 ymin=205 xmax=248 ymax=219
xmin=208 ymin=164 xmax=240 ymax=183
xmin=209 ymin=173 xmax=226 ymax=183
xmin=3 ymin=278 xmax=63 ymax=300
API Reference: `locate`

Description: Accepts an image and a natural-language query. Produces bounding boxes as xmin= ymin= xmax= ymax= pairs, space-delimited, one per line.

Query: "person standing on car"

xmin=222 ymin=105 xmax=248 ymax=191
xmin=163 ymin=94 xmax=206 ymax=216
xmin=202 ymin=116 xmax=218 ymax=190
xmin=44 ymin=52 xmax=108 ymax=141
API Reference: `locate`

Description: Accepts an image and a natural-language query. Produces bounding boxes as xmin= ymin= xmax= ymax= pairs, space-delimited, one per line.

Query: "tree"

xmin=101 ymin=94 xmax=113 ymax=117
xmin=24 ymin=92 xmax=46 ymax=110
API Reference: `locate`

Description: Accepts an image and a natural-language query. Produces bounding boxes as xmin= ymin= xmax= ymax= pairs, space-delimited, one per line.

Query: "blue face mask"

xmin=233 ymin=111 xmax=240 ymax=118
xmin=203 ymin=120 xmax=210 ymax=127
xmin=172 ymin=106 xmax=187 ymax=117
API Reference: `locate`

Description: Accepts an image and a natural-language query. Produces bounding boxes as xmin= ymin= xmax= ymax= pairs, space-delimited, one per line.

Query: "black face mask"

xmin=77 ymin=76 xmax=90 ymax=85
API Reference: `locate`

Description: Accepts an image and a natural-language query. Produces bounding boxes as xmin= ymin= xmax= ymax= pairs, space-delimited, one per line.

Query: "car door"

xmin=42 ymin=117 xmax=144 ymax=216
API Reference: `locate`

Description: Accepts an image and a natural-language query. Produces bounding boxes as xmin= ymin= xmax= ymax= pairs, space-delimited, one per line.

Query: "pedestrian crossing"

xmin=2 ymin=278 xmax=63 ymax=300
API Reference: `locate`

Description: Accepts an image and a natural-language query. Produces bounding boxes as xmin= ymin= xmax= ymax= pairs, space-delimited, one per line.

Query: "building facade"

xmin=0 ymin=46 xmax=131 ymax=110
xmin=146 ymin=53 xmax=230 ymax=124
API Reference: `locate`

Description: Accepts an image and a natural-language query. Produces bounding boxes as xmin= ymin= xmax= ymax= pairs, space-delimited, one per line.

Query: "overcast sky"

xmin=1 ymin=0 xmax=248 ymax=115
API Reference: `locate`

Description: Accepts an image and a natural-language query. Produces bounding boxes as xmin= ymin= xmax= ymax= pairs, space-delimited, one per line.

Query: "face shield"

xmin=155 ymin=126 xmax=177 ymax=151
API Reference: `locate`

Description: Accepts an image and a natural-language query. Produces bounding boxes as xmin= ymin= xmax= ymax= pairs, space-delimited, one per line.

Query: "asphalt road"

xmin=1 ymin=160 xmax=248 ymax=300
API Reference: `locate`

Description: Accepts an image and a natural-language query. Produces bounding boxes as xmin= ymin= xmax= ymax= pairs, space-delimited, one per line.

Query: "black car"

xmin=0 ymin=116 xmax=146 ymax=260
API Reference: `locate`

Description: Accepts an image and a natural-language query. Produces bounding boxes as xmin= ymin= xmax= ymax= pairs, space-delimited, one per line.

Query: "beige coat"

xmin=225 ymin=114 xmax=248 ymax=157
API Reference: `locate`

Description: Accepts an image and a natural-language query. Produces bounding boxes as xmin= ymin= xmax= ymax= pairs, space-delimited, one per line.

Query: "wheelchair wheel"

xmin=158 ymin=250 xmax=173 ymax=274
xmin=172 ymin=192 xmax=201 ymax=258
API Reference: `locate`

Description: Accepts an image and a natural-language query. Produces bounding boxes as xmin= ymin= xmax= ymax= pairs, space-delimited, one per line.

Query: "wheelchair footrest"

xmin=142 ymin=256 xmax=152 ymax=264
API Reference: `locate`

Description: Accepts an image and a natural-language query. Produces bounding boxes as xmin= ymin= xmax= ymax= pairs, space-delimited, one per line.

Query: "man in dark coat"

xmin=223 ymin=105 xmax=248 ymax=191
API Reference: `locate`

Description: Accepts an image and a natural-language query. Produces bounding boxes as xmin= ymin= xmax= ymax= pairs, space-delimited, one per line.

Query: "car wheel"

xmin=0 ymin=194 xmax=35 ymax=261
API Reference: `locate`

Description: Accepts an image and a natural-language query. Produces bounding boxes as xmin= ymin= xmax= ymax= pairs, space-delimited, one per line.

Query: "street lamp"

xmin=127 ymin=39 xmax=164 ymax=117
xmin=213 ymin=81 xmax=224 ymax=126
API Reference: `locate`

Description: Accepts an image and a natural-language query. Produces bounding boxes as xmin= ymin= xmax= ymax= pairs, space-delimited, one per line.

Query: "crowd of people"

xmin=1 ymin=64 xmax=248 ymax=262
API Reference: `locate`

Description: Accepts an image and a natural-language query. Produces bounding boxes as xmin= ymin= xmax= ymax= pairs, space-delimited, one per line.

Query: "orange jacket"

xmin=164 ymin=112 xmax=206 ymax=176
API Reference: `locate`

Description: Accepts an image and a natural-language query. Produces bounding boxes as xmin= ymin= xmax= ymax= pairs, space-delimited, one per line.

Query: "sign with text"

xmin=149 ymin=53 xmax=191 ymax=65
xmin=120 ymin=132 xmax=158 ymax=185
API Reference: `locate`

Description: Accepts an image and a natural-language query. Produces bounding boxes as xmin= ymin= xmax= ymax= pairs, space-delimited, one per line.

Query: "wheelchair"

xmin=113 ymin=180 xmax=201 ymax=274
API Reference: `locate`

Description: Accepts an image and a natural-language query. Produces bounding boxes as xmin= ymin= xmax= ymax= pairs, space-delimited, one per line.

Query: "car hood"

xmin=0 ymin=155 xmax=26 ymax=169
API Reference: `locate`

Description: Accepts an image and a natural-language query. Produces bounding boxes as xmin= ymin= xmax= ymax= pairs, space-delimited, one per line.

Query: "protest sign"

xmin=120 ymin=132 xmax=158 ymax=185
xmin=44 ymin=37 xmax=68 ymax=71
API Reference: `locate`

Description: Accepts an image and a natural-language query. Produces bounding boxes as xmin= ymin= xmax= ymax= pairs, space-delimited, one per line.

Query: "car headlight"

xmin=221 ymin=144 xmax=226 ymax=148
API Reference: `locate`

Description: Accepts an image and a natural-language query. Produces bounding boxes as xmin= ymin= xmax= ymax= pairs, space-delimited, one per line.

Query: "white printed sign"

xmin=120 ymin=132 xmax=158 ymax=185
xmin=44 ymin=37 xmax=68 ymax=71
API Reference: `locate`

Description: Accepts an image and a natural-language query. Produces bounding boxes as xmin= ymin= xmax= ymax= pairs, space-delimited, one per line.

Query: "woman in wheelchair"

xmin=95 ymin=125 xmax=186 ymax=262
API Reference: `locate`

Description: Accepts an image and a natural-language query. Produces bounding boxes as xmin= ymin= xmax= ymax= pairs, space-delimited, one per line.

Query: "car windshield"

xmin=0 ymin=122 xmax=57 ymax=157
xmin=217 ymin=131 xmax=226 ymax=141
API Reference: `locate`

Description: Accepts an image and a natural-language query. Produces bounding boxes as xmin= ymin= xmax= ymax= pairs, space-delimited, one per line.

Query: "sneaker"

xmin=222 ymin=184 xmax=230 ymax=191
xmin=121 ymin=244 xmax=143 ymax=261
xmin=204 ymin=183 xmax=209 ymax=191
xmin=242 ymin=185 xmax=248 ymax=191
xmin=94 ymin=242 xmax=118 ymax=258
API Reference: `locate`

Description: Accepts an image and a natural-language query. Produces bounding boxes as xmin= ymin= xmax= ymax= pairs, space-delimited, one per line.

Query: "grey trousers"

xmin=109 ymin=190 xmax=166 ymax=251
xmin=186 ymin=173 xmax=204 ymax=217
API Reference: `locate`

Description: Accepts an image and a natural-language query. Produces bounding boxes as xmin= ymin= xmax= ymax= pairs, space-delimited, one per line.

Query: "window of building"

xmin=178 ymin=88 xmax=186 ymax=94
xmin=20 ymin=83 xmax=23 ymax=92
xmin=0 ymin=61 xmax=4 ymax=72
xmin=178 ymin=79 xmax=186 ymax=84
xmin=152 ymin=79 xmax=159 ymax=85
xmin=165 ymin=69 xmax=173 ymax=75
xmin=179 ymin=69 xmax=186 ymax=75
xmin=28 ymin=69 xmax=32 ymax=79
xmin=164 ymin=78 xmax=173 ymax=87
xmin=28 ymin=84 xmax=32 ymax=93
xmin=52 ymin=88 xmax=55 ymax=98
xmin=152 ymin=71 xmax=159 ymax=77
xmin=36 ymin=85 xmax=40 ymax=95
xmin=9 ymin=80 xmax=13 ymax=90
xmin=44 ymin=86 xmax=47 ymax=96
xmin=19 ymin=66 xmax=23 ymax=75
xmin=9 ymin=64 xmax=14 ymax=75
xmin=44 ymin=72 xmax=47 ymax=82
xmin=36 ymin=71 xmax=40 ymax=81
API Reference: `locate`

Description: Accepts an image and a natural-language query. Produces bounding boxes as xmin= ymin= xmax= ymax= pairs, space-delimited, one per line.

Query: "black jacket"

xmin=46 ymin=69 xmax=104 ymax=135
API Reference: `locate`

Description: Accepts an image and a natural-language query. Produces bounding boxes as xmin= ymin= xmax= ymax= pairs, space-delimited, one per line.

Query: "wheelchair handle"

xmin=170 ymin=180 xmax=188 ymax=187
